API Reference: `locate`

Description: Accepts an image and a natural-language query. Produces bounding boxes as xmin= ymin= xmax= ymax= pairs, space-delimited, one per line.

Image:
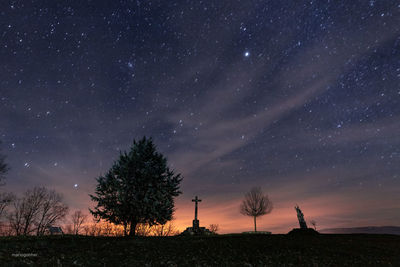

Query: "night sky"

xmin=1 ymin=1 xmax=400 ymax=233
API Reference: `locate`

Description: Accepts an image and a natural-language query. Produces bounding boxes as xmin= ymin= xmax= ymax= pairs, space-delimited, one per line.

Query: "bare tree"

xmin=71 ymin=210 xmax=87 ymax=235
xmin=240 ymin=187 xmax=273 ymax=232
xmin=80 ymin=219 xmax=124 ymax=236
xmin=8 ymin=197 xmax=29 ymax=235
xmin=136 ymin=223 xmax=152 ymax=236
xmin=101 ymin=221 xmax=114 ymax=236
xmin=0 ymin=144 xmax=13 ymax=235
xmin=83 ymin=225 xmax=90 ymax=236
xmin=76 ymin=218 xmax=131 ymax=237
xmin=35 ymin=189 xmax=69 ymax=235
xmin=209 ymin=224 xmax=219 ymax=234
xmin=20 ymin=187 xmax=46 ymax=235
xmin=0 ymin=192 xmax=15 ymax=219
xmin=0 ymin=221 xmax=12 ymax=236
xmin=152 ymin=221 xmax=179 ymax=236
xmin=8 ymin=187 xmax=68 ymax=235
xmin=87 ymin=218 xmax=102 ymax=236
xmin=310 ymin=220 xmax=317 ymax=231
xmin=64 ymin=224 xmax=73 ymax=234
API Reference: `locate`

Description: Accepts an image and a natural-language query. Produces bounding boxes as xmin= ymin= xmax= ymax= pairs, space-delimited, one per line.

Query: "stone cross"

xmin=192 ymin=196 xmax=202 ymax=221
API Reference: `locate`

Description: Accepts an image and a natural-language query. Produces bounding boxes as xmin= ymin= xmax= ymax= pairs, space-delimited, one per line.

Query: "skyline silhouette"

xmin=1 ymin=1 xmax=399 ymax=233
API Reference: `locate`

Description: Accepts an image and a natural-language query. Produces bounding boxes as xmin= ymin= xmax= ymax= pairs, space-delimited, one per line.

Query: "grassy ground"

xmin=0 ymin=234 xmax=399 ymax=266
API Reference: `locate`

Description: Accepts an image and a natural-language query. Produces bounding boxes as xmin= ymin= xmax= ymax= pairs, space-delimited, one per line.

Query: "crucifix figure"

xmin=192 ymin=196 xmax=202 ymax=230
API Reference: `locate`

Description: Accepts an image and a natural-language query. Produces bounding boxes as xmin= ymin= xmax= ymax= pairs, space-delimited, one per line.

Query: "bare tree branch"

xmin=151 ymin=221 xmax=179 ymax=236
xmin=209 ymin=224 xmax=219 ymax=234
xmin=0 ymin=192 xmax=15 ymax=219
xmin=240 ymin=187 xmax=273 ymax=232
xmin=8 ymin=187 xmax=68 ymax=236
xmin=71 ymin=210 xmax=87 ymax=235
xmin=35 ymin=189 xmax=69 ymax=235
xmin=310 ymin=220 xmax=317 ymax=231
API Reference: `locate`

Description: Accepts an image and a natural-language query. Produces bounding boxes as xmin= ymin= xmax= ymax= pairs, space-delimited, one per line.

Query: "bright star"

xmin=74 ymin=184 xmax=79 ymax=188
xmin=244 ymin=51 xmax=250 ymax=57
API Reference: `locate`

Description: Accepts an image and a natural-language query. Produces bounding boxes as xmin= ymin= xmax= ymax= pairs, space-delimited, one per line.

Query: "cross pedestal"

xmin=193 ymin=219 xmax=199 ymax=229
xmin=180 ymin=196 xmax=213 ymax=235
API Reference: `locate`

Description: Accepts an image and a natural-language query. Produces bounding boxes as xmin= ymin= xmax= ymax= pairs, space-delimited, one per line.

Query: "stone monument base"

xmin=180 ymin=226 xmax=213 ymax=236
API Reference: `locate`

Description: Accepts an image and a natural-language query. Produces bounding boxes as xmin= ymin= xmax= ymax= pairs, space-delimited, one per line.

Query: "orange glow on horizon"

xmin=38 ymin=172 xmax=400 ymax=235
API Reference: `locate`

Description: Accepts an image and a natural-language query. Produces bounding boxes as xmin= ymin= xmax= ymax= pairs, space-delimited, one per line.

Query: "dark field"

xmin=0 ymin=234 xmax=399 ymax=266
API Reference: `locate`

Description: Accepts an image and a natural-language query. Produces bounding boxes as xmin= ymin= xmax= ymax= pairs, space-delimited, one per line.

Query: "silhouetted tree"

xmin=136 ymin=223 xmax=153 ymax=236
xmin=151 ymin=221 xmax=179 ymax=236
xmin=80 ymin=219 xmax=125 ymax=236
xmin=0 ymin=142 xmax=8 ymax=186
xmin=71 ymin=210 xmax=87 ymax=235
xmin=85 ymin=218 xmax=102 ymax=236
xmin=209 ymin=224 xmax=219 ymax=234
xmin=89 ymin=137 xmax=182 ymax=237
xmin=35 ymin=188 xmax=69 ymax=235
xmin=240 ymin=187 xmax=273 ymax=232
xmin=310 ymin=220 xmax=317 ymax=231
xmin=0 ymin=192 xmax=14 ymax=219
xmin=0 ymin=143 xmax=13 ymax=225
xmin=8 ymin=187 xmax=68 ymax=236
xmin=101 ymin=221 xmax=114 ymax=236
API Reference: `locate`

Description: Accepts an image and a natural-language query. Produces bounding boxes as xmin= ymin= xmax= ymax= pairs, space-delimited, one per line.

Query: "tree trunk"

xmin=23 ymin=222 xmax=30 ymax=236
xmin=128 ymin=221 xmax=136 ymax=237
xmin=254 ymin=216 xmax=257 ymax=232
xmin=123 ymin=222 xmax=127 ymax=236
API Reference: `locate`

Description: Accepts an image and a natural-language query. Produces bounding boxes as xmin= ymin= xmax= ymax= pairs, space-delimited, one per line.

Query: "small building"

xmin=46 ymin=226 xmax=64 ymax=235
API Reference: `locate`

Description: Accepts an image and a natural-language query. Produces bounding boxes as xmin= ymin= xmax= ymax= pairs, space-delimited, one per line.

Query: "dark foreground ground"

xmin=0 ymin=234 xmax=399 ymax=266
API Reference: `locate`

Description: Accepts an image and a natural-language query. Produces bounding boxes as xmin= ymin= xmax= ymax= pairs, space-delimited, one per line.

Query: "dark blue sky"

xmin=1 ymin=0 xmax=399 ymax=232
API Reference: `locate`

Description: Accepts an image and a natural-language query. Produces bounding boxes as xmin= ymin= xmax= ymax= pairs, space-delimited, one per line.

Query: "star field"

xmin=1 ymin=0 xmax=400 ymax=232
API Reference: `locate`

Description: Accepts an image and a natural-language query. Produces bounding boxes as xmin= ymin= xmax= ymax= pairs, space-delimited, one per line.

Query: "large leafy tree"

xmin=90 ymin=137 xmax=182 ymax=237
